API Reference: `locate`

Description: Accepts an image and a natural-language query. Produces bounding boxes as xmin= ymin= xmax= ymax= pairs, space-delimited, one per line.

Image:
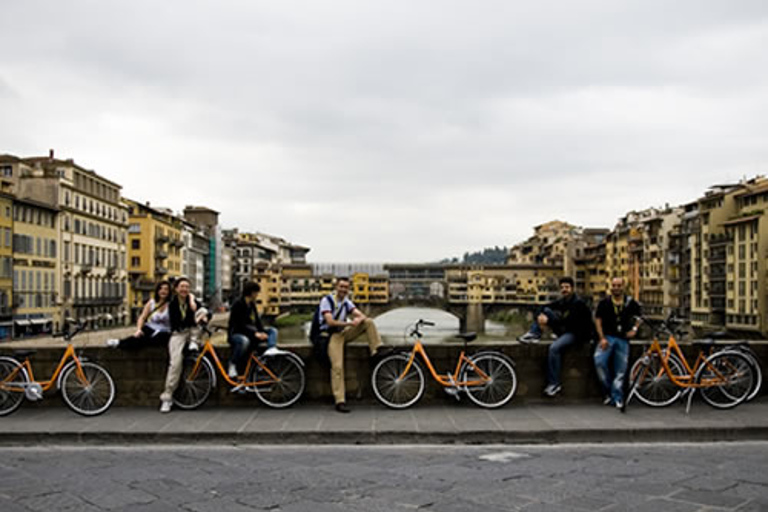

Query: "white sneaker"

xmin=188 ymin=341 xmax=200 ymax=352
xmin=227 ymin=363 xmax=238 ymax=379
xmin=159 ymin=400 xmax=172 ymax=413
xmin=262 ymin=347 xmax=288 ymax=357
xmin=105 ymin=339 xmax=120 ymax=348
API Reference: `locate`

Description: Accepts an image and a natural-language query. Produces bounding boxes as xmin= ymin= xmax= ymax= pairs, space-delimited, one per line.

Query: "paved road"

xmin=0 ymin=443 xmax=766 ymax=511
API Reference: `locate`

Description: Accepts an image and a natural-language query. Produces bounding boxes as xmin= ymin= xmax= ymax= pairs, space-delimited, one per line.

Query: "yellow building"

xmin=446 ymin=265 xmax=561 ymax=305
xmin=574 ymin=241 xmax=607 ymax=305
xmin=723 ymin=179 xmax=768 ymax=333
xmin=12 ymin=198 xmax=59 ymax=336
xmin=350 ymin=272 xmax=389 ymax=304
xmin=0 ymin=191 xmax=13 ymax=339
xmin=126 ymin=199 xmax=184 ymax=322
xmin=252 ymin=261 xmax=283 ymax=316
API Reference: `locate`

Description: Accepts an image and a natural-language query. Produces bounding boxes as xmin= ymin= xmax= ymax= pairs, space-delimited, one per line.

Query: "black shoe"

xmin=335 ymin=402 xmax=351 ymax=413
xmin=373 ymin=345 xmax=394 ymax=358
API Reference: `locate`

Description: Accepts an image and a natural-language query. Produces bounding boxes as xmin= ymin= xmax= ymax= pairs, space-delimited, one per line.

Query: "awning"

xmin=29 ymin=318 xmax=51 ymax=325
xmin=14 ymin=319 xmax=31 ymax=326
xmin=721 ymin=214 xmax=762 ymax=227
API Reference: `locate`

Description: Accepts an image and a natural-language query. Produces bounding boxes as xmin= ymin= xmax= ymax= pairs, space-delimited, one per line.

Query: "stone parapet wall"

xmin=2 ymin=341 xmax=766 ymax=408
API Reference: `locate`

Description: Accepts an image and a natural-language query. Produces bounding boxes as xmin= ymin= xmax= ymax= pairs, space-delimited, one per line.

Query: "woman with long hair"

xmin=106 ymin=280 xmax=172 ymax=349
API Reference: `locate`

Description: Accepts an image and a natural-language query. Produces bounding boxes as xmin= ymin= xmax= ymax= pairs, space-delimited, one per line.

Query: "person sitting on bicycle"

xmin=106 ymin=281 xmax=172 ymax=350
xmin=594 ymin=277 xmax=642 ymax=409
xmin=517 ymin=276 xmax=594 ymax=397
xmin=320 ymin=277 xmax=390 ymax=413
xmin=227 ymin=281 xmax=281 ymax=379
xmin=159 ymin=276 xmax=208 ymax=413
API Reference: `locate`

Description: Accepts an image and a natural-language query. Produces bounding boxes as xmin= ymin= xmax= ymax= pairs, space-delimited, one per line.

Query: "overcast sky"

xmin=2 ymin=1 xmax=767 ymax=262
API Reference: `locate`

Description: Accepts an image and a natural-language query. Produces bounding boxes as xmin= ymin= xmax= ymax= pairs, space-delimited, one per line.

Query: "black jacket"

xmin=546 ymin=294 xmax=594 ymax=344
xmin=168 ymin=295 xmax=202 ymax=332
xmin=228 ymin=298 xmax=265 ymax=342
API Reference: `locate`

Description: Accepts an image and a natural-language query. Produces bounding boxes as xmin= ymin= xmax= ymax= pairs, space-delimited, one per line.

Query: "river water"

xmin=277 ymin=307 xmax=521 ymax=346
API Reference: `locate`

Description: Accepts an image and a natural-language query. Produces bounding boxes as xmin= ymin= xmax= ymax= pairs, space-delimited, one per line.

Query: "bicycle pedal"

xmin=230 ymin=384 xmax=246 ymax=394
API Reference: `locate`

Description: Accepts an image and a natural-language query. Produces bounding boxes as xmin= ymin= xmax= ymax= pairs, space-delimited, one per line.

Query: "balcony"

xmin=106 ymin=266 xmax=118 ymax=277
xmin=80 ymin=264 xmax=93 ymax=274
xmin=155 ymin=251 xmax=169 ymax=260
xmin=155 ymin=267 xmax=168 ymax=276
xmin=155 ymin=235 xmax=170 ymax=244
xmin=73 ymin=296 xmax=124 ymax=306
xmin=133 ymin=278 xmax=155 ymax=291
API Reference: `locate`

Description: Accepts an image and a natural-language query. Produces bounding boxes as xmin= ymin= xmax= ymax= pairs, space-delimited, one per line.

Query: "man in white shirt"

xmin=320 ymin=277 xmax=388 ymax=413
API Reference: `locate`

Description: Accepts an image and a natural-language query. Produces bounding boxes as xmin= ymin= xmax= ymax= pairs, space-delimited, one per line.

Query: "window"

xmin=131 ymin=239 xmax=140 ymax=250
xmin=131 ymin=257 xmax=140 ymax=267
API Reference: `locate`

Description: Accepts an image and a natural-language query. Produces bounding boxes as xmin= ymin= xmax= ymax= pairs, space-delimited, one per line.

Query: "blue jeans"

xmin=593 ymin=335 xmax=629 ymax=405
xmin=547 ymin=332 xmax=578 ymax=387
xmin=528 ymin=307 xmax=560 ymax=337
xmin=228 ymin=328 xmax=277 ymax=371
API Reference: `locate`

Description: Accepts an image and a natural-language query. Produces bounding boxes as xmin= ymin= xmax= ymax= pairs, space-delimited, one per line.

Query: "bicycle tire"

xmin=459 ymin=352 xmax=517 ymax=408
xmin=173 ymin=356 xmax=215 ymax=410
xmin=629 ymin=352 xmax=685 ymax=407
xmin=371 ymin=353 xmax=425 ymax=409
xmin=697 ymin=351 xmax=754 ymax=409
xmin=251 ymin=353 xmax=305 ymax=408
xmin=0 ymin=357 xmax=27 ymax=416
xmin=725 ymin=345 xmax=762 ymax=402
xmin=60 ymin=362 xmax=115 ymax=416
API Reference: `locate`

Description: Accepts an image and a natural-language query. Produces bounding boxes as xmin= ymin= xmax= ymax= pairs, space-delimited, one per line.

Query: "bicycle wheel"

xmin=173 ymin=356 xmax=215 ymax=410
xmin=629 ymin=352 xmax=684 ymax=407
xmin=60 ymin=362 xmax=115 ymax=416
xmin=727 ymin=346 xmax=762 ymax=402
xmin=0 ymin=357 xmax=27 ymax=416
xmin=250 ymin=354 xmax=305 ymax=408
xmin=697 ymin=351 xmax=754 ymax=409
xmin=460 ymin=352 xmax=517 ymax=408
xmin=371 ymin=353 xmax=425 ymax=409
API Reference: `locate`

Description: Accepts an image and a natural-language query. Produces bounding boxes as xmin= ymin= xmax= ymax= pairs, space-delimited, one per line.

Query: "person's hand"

xmin=599 ymin=338 xmax=609 ymax=351
xmin=256 ymin=332 xmax=268 ymax=341
xmin=537 ymin=314 xmax=548 ymax=326
xmin=351 ymin=317 xmax=363 ymax=327
xmin=134 ymin=329 xmax=144 ymax=337
xmin=627 ymin=328 xmax=637 ymax=340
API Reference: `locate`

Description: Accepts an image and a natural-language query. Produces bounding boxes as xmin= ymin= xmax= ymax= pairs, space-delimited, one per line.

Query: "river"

xmin=277 ymin=307 xmax=523 ymax=346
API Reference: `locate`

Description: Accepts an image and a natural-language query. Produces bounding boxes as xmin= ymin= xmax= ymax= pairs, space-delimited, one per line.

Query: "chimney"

xmin=49 ymin=149 xmax=54 ymax=159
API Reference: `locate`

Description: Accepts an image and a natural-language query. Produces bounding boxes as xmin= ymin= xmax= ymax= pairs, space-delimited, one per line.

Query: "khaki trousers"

xmin=328 ymin=318 xmax=382 ymax=404
xmin=160 ymin=328 xmax=199 ymax=402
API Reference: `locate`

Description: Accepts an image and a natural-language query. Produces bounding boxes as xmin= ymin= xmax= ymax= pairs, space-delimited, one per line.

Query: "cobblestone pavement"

xmin=0 ymin=443 xmax=766 ymax=511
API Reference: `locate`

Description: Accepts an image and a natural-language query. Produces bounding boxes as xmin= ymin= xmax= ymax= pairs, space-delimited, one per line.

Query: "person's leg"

xmin=519 ymin=307 xmax=556 ymax=342
xmin=610 ymin=336 xmax=630 ymax=406
xmin=160 ymin=330 xmax=189 ymax=404
xmin=265 ymin=327 xmax=278 ymax=349
xmin=343 ymin=318 xmax=382 ymax=355
xmin=328 ymin=331 xmax=347 ymax=405
xmin=117 ymin=334 xmax=151 ymax=350
xmin=546 ymin=332 xmax=577 ymax=388
xmin=228 ymin=334 xmax=250 ymax=374
xmin=593 ymin=340 xmax=614 ymax=399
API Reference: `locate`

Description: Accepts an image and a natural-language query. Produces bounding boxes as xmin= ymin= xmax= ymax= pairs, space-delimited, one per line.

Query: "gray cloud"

xmin=1 ymin=1 xmax=767 ymax=261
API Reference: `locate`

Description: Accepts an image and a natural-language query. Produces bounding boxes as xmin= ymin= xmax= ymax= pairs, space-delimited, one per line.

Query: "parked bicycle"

xmin=172 ymin=325 xmax=306 ymax=409
xmin=0 ymin=320 xmax=116 ymax=416
xmin=371 ymin=319 xmax=517 ymax=409
xmin=628 ymin=316 xmax=755 ymax=412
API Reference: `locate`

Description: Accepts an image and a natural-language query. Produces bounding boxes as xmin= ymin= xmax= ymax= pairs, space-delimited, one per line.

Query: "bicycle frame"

xmin=185 ymin=341 xmax=282 ymax=388
xmin=2 ymin=344 xmax=89 ymax=393
xmin=398 ymin=338 xmax=490 ymax=388
xmin=641 ymin=334 xmax=735 ymax=389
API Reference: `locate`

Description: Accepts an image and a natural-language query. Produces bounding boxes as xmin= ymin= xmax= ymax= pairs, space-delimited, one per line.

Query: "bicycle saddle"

xmin=13 ymin=350 xmax=36 ymax=359
xmin=455 ymin=332 xmax=477 ymax=343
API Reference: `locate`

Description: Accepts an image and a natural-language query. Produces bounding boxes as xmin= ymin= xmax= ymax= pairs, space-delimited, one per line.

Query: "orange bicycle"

xmin=628 ymin=316 xmax=755 ymax=412
xmin=173 ymin=326 xmax=305 ymax=409
xmin=0 ymin=321 xmax=115 ymax=416
xmin=371 ymin=319 xmax=517 ymax=409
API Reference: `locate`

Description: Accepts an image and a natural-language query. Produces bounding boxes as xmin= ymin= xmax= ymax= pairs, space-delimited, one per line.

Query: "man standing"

xmin=320 ymin=277 xmax=389 ymax=413
xmin=594 ymin=277 xmax=642 ymax=409
xmin=518 ymin=276 xmax=594 ymax=397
